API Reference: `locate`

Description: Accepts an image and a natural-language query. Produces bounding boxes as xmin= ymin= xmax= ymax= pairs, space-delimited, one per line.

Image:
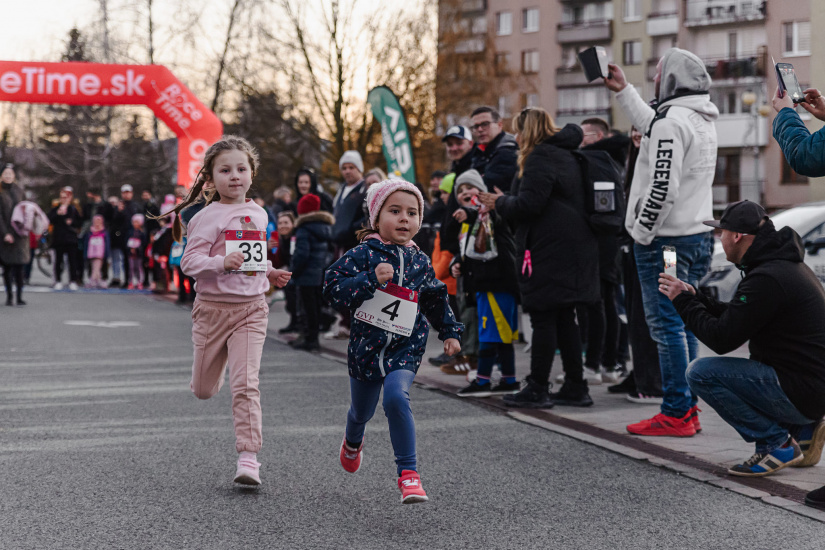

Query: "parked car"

xmin=699 ymin=201 xmax=825 ymax=302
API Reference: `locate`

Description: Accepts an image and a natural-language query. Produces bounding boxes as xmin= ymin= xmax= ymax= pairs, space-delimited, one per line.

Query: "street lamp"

xmin=741 ymin=91 xmax=769 ymax=203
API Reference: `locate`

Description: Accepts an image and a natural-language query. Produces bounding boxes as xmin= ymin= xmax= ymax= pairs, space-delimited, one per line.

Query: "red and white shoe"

xmin=627 ymin=410 xmax=697 ymax=437
xmin=398 ymin=470 xmax=429 ymax=504
xmin=688 ymin=405 xmax=702 ymax=433
xmin=339 ymin=436 xmax=363 ymax=473
xmin=233 ymin=452 xmax=261 ymax=485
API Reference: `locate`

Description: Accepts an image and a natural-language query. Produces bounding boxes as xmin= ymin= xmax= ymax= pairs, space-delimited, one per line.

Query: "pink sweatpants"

xmin=190 ymin=297 xmax=269 ymax=453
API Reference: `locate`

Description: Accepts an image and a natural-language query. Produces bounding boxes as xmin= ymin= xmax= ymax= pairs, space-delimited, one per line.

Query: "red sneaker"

xmin=627 ymin=411 xmax=697 ymax=437
xmin=339 ymin=436 xmax=363 ymax=473
xmin=398 ymin=470 xmax=429 ymax=504
xmin=688 ymin=405 xmax=702 ymax=433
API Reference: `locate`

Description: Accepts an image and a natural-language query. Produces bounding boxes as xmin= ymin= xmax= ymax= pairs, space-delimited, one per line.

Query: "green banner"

xmin=367 ymin=86 xmax=416 ymax=184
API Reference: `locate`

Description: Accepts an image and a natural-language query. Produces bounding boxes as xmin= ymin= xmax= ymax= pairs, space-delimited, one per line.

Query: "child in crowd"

xmin=449 ymin=170 xmax=521 ymax=397
xmin=324 ymin=179 xmax=462 ymax=504
xmin=167 ymin=135 xmax=291 ymax=486
xmin=84 ymin=215 xmax=110 ymax=288
xmin=290 ymin=194 xmax=334 ymax=352
xmin=269 ymin=211 xmax=300 ymax=333
xmin=126 ymin=213 xmax=146 ymax=289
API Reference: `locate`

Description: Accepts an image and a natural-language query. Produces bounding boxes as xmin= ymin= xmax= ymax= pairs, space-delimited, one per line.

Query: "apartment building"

xmin=437 ymin=0 xmax=824 ymax=209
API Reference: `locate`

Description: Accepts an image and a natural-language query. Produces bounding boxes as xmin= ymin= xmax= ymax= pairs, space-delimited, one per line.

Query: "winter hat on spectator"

xmin=121 ymin=184 xmax=133 ymax=193
xmin=365 ymin=179 xmax=425 ymax=231
xmin=455 ymin=169 xmax=487 ymax=194
xmin=297 ymin=193 xmax=321 ymax=215
xmin=338 ymin=150 xmax=364 ymax=173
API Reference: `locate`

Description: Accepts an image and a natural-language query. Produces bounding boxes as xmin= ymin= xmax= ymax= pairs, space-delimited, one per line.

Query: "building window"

xmin=496 ymin=11 xmax=512 ymax=35
xmin=784 ymin=21 xmax=811 ymax=56
xmin=522 ymin=7 xmax=539 ymax=33
xmin=522 ymin=50 xmax=540 ymax=74
xmin=521 ymin=93 xmax=540 ymax=108
xmin=558 ymin=87 xmax=610 ymax=114
xmin=623 ymin=40 xmax=642 ymax=65
xmin=471 ymin=15 xmax=487 ymax=35
xmin=623 ymin=0 xmax=642 ymax=21
xmin=782 ymin=155 xmax=809 ymax=185
xmin=494 ymin=52 xmax=512 ymax=76
xmin=498 ymin=95 xmax=511 ymax=117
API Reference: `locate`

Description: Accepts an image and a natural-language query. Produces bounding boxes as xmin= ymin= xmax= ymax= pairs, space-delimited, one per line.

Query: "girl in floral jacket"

xmin=323 ymin=179 xmax=462 ymax=504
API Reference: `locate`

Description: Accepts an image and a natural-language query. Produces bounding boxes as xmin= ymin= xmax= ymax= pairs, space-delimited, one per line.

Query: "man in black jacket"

xmin=659 ymin=200 xmax=825 ymax=479
xmin=469 ymin=106 xmax=518 ymax=193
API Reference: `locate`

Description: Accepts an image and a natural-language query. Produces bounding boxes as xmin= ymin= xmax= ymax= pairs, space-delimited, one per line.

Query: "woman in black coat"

xmin=480 ymin=107 xmax=599 ymax=408
xmin=0 ymin=164 xmax=29 ymax=306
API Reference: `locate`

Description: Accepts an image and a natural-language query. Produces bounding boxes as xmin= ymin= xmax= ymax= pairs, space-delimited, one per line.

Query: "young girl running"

xmin=323 ymin=179 xmax=463 ymax=504
xmin=166 ymin=135 xmax=291 ymax=486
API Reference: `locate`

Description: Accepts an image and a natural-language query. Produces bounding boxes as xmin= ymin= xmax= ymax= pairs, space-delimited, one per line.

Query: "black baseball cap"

xmin=703 ymin=200 xmax=768 ymax=234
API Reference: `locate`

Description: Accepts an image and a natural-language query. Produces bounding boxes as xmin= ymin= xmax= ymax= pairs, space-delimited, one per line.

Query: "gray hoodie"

xmin=616 ymin=48 xmax=720 ymax=245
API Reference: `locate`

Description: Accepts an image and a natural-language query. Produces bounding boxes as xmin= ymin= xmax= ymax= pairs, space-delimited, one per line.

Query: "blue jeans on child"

xmin=346 ymin=369 xmax=416 ymax=476
xmin=687 ymin=357 xmax=813 ymax=453
xmin=634 ymin=232 xmax=713 ymax=417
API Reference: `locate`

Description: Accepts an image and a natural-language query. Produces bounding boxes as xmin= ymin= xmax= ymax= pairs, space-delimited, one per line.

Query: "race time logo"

xmin=0 ymin=67 xmax=145 ymax=97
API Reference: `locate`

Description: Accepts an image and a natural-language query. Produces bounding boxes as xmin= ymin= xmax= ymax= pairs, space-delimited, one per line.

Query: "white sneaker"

xmin=554 ymin=372 xmax=566 ymax=384
xmin=583 ymin=367 xmax=603 ymax=385
xmin=324 ymin=327 xmax=350 ymax=340
xmin=234 ymin=452 xmax=261 ymax=485
xmin=68 ymin=282 xmax=79 ymax=291
xmin=52 ymin=282 xmax=63 ymax=290
xmin=601 ymin=370 xmax=621 ymax=384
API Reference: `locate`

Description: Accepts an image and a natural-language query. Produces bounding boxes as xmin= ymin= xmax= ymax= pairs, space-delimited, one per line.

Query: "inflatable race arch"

xmin=0 ymin=61 xmax=223 ymax=188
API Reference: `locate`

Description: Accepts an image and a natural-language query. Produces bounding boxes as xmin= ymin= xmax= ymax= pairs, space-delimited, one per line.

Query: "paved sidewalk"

xmin=266 ymin=297 xmax=825 ymax=508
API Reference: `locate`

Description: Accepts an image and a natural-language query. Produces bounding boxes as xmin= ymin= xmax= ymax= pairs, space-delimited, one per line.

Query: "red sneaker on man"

xmin=688 ymin=405 xmax=702 ymax=433
xmin=339 ymin=436 xmax=363 ymax=473
xmin=398 ymin=470 xmax=429 ymax=504
xmin=627 ymin=410 xmax=697 ymax=437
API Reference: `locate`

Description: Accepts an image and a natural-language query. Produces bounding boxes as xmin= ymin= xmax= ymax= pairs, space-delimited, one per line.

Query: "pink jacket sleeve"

xmin=180 ymin=215 xmax=226 ymax=279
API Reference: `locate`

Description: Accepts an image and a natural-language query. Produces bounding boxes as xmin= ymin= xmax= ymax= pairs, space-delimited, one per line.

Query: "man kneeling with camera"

xmin=659 ymin=200 xmax=825 ymax=485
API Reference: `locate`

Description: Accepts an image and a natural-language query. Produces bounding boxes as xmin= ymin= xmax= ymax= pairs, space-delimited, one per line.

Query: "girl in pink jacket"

xmin=165 ymin=136 xmax=291 ymax=486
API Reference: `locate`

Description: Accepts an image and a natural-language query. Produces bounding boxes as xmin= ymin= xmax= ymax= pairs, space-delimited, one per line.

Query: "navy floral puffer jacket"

xmin=323 ymin=238 xmax=463 ymax=381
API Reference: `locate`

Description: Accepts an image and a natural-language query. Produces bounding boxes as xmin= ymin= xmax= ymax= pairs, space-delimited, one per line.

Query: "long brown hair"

xmin=512 ymin=107 xmax=559 ymax=178
xmin=157 ymin=135 xmax=260 ymax=241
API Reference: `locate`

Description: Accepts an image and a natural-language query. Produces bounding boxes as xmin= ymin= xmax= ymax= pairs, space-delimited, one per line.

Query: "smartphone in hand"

xmin=774 ymin=58 xmax=806 ymax=104
xmin=663 ymin=246 xmax=677 ymax=277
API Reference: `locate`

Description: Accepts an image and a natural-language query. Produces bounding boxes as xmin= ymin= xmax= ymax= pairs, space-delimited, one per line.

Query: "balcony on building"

xmin=555 ymin=109 xmax=612 ymax=128
xmin=647 ymin=11 xmax=679 ymax=36
xmin=703 ymin=54 xmax=765 ymax=81
xmin=460 ymin=0 xmax=487 ymax=14
xmin=716 ymin=114 xmax=768 ymax=149
xmin=557 ymin=20 xmax=612 ymax=44
xmin=556 ymin=66 xmax=594 ymax=87
xmin=684 ymin=0 xmax=766 ymax=27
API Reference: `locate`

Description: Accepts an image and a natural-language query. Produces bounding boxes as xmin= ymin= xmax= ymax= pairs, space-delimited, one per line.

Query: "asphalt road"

xmin=1 ymin=290 xmax=824 ymax=549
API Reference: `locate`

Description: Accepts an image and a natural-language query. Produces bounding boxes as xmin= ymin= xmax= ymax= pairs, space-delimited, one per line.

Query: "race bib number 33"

xmin=355 ymin=282 xmax=419 ymax=337
xmin=224 ymin=230 xmax=267 ymax=272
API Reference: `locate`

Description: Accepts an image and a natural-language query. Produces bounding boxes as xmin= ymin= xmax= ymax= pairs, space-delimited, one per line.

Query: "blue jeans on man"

xmin=687 ymin=357 xmax=812 ymax=453
xmin=634 ymin=232 xmax=713 ymax=418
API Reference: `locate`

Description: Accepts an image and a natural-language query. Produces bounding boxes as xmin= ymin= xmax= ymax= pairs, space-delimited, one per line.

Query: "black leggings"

xmin=299 ymin=285 xmax=322 ymax=344
xmin=3 ymin=264 xmax=24 ymax=301
xmin=528 ymin=306 xmax=584 ymax=386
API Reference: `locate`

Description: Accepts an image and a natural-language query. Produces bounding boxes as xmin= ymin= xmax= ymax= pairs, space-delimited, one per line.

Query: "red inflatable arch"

xmin=0 ymin=61 xmax=223 ymax=188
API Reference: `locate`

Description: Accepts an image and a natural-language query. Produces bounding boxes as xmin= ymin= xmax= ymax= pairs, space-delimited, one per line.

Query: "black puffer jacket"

xmin=471 ymin=131 xmax=519 ymax=193
xmin=674 ymin=221 xmax=825 ymax=420
xmin=495 ymin=124 xmax=599 ymax=312
xmin=291 ymin=210 xmax=334 ymax=286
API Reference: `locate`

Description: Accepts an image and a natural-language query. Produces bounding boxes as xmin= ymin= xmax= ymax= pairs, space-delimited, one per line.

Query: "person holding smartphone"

xmin=772 ymin=85 xmax=825 ymax=177
xmin=658 ymin=200 xmax=825 ymax=483
xmin=602 ymin=48 xmax=717 ymax=437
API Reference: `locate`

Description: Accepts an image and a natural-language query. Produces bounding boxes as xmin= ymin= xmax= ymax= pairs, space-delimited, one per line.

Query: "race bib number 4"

xmin=354 ymin=282 xmax=419 ymax=337
xmin=224 ymin=230 xmax=267 ymax=272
